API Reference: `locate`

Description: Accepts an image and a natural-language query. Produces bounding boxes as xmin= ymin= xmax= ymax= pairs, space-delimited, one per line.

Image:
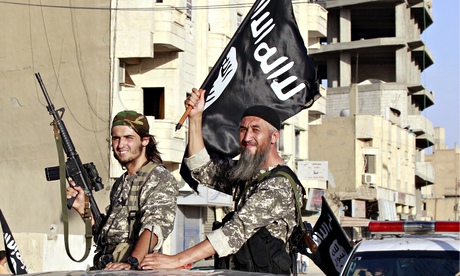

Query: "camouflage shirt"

xmin=185 ymin=148 xmax=302 ymax=257
xmin=100 ymin=163 xmax=179 ymax=251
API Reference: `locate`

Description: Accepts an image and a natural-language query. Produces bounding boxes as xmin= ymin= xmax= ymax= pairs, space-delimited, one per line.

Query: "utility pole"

xmin=456 ymin=178 xmax=459 ymax=221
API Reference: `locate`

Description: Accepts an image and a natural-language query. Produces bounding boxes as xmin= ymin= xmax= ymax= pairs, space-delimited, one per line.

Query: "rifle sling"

xmin=275 ymin=171 xmax=305 ymax=231
xmin=234 ymin=166 xmax=305 ymax=230
xmin=53 ymin=123 xmax=92 ymax=262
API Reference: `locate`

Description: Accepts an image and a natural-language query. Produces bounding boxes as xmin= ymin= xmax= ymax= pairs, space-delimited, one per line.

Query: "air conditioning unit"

xmin=362 ymin=173 xmax=376 ymax=185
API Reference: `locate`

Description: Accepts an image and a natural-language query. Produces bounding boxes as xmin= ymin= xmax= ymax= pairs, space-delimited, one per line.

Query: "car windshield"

xmin=342 ymin=250 xmax=460 ymax=276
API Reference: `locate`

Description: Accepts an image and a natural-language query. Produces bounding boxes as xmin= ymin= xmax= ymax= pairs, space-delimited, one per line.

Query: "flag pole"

xmin=175 ymin=89 xmax=204 ymax=131
xmin=174 ymin=0 xmax=264 ymax=130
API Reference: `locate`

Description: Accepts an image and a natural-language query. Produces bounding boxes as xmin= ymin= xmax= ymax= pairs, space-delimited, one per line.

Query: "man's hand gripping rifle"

xmin=291 ymin=221 xmax=318 ymax=254
xmin=35 ymin=72 xmax=105 ymax=245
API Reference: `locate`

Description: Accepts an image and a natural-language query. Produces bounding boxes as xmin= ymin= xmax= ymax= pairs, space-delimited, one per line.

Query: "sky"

xmin=421 ymin=0 xmax=460 ymax=150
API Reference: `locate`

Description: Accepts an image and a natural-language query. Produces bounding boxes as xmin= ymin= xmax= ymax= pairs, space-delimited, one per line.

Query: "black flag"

xmin=303 ymin=196 xmax=352 ymax=276
xmin=181 ymin=0 xmax=320 ymax=188
xmin=0 ymin=209 xmax=28 ymax=275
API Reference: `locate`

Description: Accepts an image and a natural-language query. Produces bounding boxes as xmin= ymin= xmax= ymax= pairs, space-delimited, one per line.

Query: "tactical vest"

xmin=93 ymin=161 xmax=159 ymax=269
xmin=214 ymin=165 xmax=305 ymax=275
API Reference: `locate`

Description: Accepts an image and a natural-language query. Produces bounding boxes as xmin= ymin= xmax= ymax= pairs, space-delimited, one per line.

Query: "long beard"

xmin=228 ymin=145 xmax=270 ymax=182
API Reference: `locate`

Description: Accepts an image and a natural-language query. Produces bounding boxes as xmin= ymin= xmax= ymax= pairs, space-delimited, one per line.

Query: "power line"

xmin=0 ymin=0 xmax=316 ymax=11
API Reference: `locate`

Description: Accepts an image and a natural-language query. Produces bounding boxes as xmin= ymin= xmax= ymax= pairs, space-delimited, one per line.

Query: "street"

xmin=303 ymin=262 xmax=326 ymax=275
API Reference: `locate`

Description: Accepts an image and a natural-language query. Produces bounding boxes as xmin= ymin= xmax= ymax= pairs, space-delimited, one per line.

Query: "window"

xmin=343 ymin=251 xmax=460 ymax=276
xmin=364 ymin=154 xmax=376 ymax=174
xmin=143 ymin=88 xmax=164 ymax=119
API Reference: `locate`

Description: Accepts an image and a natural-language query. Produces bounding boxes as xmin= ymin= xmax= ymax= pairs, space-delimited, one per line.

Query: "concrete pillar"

xmin=328 ymin=10 xmax=339 ymax=44
xmin=415 ymin=188 xmax=422 ymax=219
xmin=395 ymin=2 xmax=406 ymax=38
xmin=340 ymin=52 xmax=351 ymax=87
xmin=395 ymin=48 xmax=406 ymax=84
xmin=349 ymin=83 xmax=358 ymax=116
xmin=395 ymin=3 xmax=408 ymax=83
xmin=338 ymin=8 xmax=351 ymax=87
xmin=339 ymin=8 xmax=351 ymax=42
xmin=327 ymin=58 xmax=339 ymax=88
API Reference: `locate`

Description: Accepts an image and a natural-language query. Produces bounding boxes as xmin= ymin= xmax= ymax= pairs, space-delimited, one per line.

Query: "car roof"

xmin=27 ymin=270 xmax=275 ymax=276
xmin=354 ymin=235 xmax=460 ymax=252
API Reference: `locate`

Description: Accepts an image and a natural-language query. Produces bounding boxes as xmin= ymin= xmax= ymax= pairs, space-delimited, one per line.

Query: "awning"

xmin=340 ymin=216 xmax=371 ymax=227
xmin=177 ymin=184 xmax=233 ymax=207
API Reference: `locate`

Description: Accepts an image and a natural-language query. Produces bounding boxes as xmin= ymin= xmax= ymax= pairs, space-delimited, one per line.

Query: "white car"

xmin=340 ymin=221 xmax=460 ymax=276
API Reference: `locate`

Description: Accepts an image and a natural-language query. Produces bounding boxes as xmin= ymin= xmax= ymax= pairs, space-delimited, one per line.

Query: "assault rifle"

xmin=35 ymin=72 xmax=105 ymax=244
xmin=290 ymin=221 xmax=318 ymax=254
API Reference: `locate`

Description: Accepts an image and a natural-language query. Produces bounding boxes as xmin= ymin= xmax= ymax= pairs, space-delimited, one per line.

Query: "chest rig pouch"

xmin=93 ymin=162 xmax=158 ymax=269
xmin=213 ymin=165 xmax=305 ymax=275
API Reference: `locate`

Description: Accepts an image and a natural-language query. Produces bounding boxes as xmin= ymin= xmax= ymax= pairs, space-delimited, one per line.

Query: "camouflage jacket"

xmin=185 ymin=148 xmax=301 ymax=257
xmin=100 ymin=162 xmax=179 ymax=252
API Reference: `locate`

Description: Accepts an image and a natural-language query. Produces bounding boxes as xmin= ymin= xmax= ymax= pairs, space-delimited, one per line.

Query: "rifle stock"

xmin=290 ymin=221 xmax=318 ymax=254
xmin=35 ymin=72 xmax=105 ymax=243
xmin=303 ymin=232 xmax=318 ymax=253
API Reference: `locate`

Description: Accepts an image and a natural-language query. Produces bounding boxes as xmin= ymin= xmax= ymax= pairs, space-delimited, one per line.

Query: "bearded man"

xmin=140 ymin=88 xmax=304 ymax=275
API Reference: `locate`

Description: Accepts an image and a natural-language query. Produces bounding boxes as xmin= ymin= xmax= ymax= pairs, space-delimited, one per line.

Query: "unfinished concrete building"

xmin=308 ymin=0 xmax=435 ymax=238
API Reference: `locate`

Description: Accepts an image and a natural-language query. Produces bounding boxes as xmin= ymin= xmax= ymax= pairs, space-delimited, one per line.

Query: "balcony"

xmin=115 ymin=0 xmax=156 ymax=58
xmin=309 ymin=37 xmax=406 ymax=57
xmin=115 ymin=1 xmax=186 ymax=57
xmin=323 ymin=0 xmax=384 ymax=9
xmin=355 ymin=114 xmax=375 ymax=140
xmin=178 ymin=185 xmax=232 ymax=207
xmin=308 ymin=85 xmax=327 ymax=117
xmin=408 ymin=84 xmax=434 ymax=110
xmin=444 ymin=185 xmax=460 ymax=197
xmin=307 ymin=3 xmax=328 ymax=38
xmin=415 ymin=161 xmax=435 ymax=186
xmin=408 ymin=42 xmax=434 ymax=70
xmin=410 ymin=0 xmax=434 ymax=31
xmin=153 ymin=3 xmax=186 ymax=52
xmin=407 ymin=114 xmax=434 ymax=149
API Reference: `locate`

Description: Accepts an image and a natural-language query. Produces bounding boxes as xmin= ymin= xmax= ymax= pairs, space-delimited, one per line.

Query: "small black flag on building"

xmin=303 ymin=196 xmax=353 ymax=276
xmin=0 ymin=209 xmax=28 ymax=275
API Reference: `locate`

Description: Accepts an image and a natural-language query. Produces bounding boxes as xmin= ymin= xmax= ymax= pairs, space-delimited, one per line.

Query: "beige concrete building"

xmin=309 ymin=109 xmax=417 ymax=229
xmin=0 ymin=0 xmax=326 ymax=272
xmin=307 ymin=0 xmax=435 ymax=239
xmin=0 ymin=0 xmax=112 ymax=272
xmin=424 ymin=127 xmax=460 ymax=221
